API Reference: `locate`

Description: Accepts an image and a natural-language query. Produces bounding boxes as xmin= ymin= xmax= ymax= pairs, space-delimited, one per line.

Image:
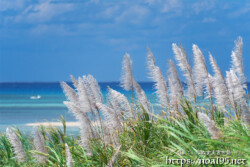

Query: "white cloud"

xmin=14 ymin=0 xmax=75 ymax=23
xmin=104 ymin=37 xmax=139 ymax=51
xmin=161 ymin=0 xmax=182 ymax=13
xmin=0 ymin=0 xmax=25 ymax=11
xmin=99 ymin=5 xmax=120 ymax=19
xmin=30 ymin=24 xmax=71 ymax=35
xmin=217 ymin=28 xmax=230 ymax=37
xmin=145 ymin=0 xmax=182 ymax=13
xmin=145 ymin=0 xmax=157 ymax=5
xmin=192 ymin=0 xmax=215 ymax=14
xmin=115 ymin=5 xmax=149 ymax=25
xmin=202 ymin=17 xmax=216 ymax=23
xmin=228 ymin=3 xmax=250 ymax=18
xmin=90 ymin=0 xmax=99 ymax=4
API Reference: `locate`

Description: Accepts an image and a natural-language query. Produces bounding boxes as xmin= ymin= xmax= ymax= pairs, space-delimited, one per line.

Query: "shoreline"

xmin=25 ymin=121 xmax=100 ymax=127
xmin=25 ymin=122 xmax=80 ymax=127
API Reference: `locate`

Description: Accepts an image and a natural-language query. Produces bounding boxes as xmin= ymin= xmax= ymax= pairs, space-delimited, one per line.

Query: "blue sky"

xmin=0 ymin=0 xmax=250 ymax=82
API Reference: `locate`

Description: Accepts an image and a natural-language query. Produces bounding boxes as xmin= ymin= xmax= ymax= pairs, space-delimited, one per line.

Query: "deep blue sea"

xmin=0 ymin=82 xmax=157 ymax=132
xmin=0 ymin=82 xmax=249 ymax=133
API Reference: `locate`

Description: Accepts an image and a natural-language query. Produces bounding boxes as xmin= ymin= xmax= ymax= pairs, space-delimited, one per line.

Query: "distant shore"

xmin=25 ymin=121 xmax=99 ymax=127
xmin=26 ymin=122 xmax=80 ymax=127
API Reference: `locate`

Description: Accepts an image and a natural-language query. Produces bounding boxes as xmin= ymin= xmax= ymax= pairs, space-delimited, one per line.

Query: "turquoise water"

xmin=0 ymin=82 xmax=249 ymax=132
xmin=0 ymin=82 xmax=156 ymax=132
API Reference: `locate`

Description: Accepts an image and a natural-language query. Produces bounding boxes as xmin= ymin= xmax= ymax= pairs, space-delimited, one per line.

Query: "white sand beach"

xmin=26 ymin=122 xmax=80 ymax=127
xmin=25 ymin=121 xmax=100 ymax=127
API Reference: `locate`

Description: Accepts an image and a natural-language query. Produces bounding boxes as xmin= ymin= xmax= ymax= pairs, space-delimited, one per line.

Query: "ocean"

xmin=0 ymin=82 xmax=156 ymax=132
xmin=0 ymin=82 xmax=249 ymax=133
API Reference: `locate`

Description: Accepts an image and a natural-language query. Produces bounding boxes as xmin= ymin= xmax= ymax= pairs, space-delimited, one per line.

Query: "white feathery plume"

xmin=147 ymin=48 xmax=169 ymax=108
xmin=63 ymin=101 xmax=93 ymax=155
xmin=102 ymin=122 xmax=113 ymax=146
xmin=209 ymin=53 xmax=230 ymax=109
xmin=60 ymin=81 xmax=78 ymax=104
xmin=132 ymin=79 xmax=151 ymax=115
xmin=79 ymin=113 xmax=93 ymax=156
xmin=121 ymin=53 xmax=133 ymax=91
xmin=151 ymin=67 xmax=169 ymax=108
xmin=206 ymin=73 xmax=214 ymax=98
xmin=86 ymin=75 xmax=103 ymax=104
xmin=96 ymin=103 xmax=121 ymax=146
xmin=33 ymin=127 xmax=48 ymax=164
xmin=193 ymin=44 xmax=205 ymax=96
xmin=234 ymin=36 xmax=243 ymax=60
xmin=172 ymin=43 xmax=196 ymax=100
xmin=70 ymin=75 xmax=79 ymax=89
xmin=83 ymin=75 xmax=104 ymax=106
xmin=63 ymin=101 xmax=93 ymax=136
xmin=120 ymin=53 xmax=150 ymax=115
xmin=107 ymin=87 xmax=133 ymax=119
xmin=226 ymin=71 xmax=236 ymax=109
xmin=226 ymin=70 xmax=249 ymax=124
xmin=81 ymin=76 xmax=96 ymax=110
xmin=228 ymin=70 xmax=246 ymax=106
xmin=82 ymin=75 xmax=105 ymax=132
xmin=192 ymin=44 xmax=212 ymax=97
xmin=231 ymin=37 xmax=246 ymax=88
xmin=198 ymin=112 xmax=222 ymax=139
xmin=96 ymin=103 xmax=122 ymax=131
xmin=6 ymin=128 xmax=26 ymax=163
xmin=105 ymin=99 xmax=120 ymax=117
xmin=64 ymin=101 xmax=83 ymax=122
xmin=240 ymin=104 xmax=250 ymax=125
xmin=146 ymin=47 xmax=156 ymax=73
xmin=231 ymin=51 xmax=247 ymax=89
xmin=167 ymin=60 xmax=184 ymax=108
xmin=77 ymin=77 xmax=93 ymax=113
xmin=107 ymin=99 xmax=122 ymax=120
xmin=65 ymin=143 xmax=73 ymax=167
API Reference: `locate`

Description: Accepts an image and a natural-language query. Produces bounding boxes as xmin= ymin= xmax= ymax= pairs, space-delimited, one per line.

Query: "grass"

xmin=0 ymin=100 xmax=249 ymax=166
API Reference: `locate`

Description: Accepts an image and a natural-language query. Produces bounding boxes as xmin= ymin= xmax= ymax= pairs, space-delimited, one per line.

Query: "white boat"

xmin=30 ymin=95 xmax=41 ymax=99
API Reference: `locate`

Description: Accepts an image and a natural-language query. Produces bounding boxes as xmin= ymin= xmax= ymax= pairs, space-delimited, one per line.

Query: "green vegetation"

xmin=0 ymin=104 xmax=249 ymax=166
